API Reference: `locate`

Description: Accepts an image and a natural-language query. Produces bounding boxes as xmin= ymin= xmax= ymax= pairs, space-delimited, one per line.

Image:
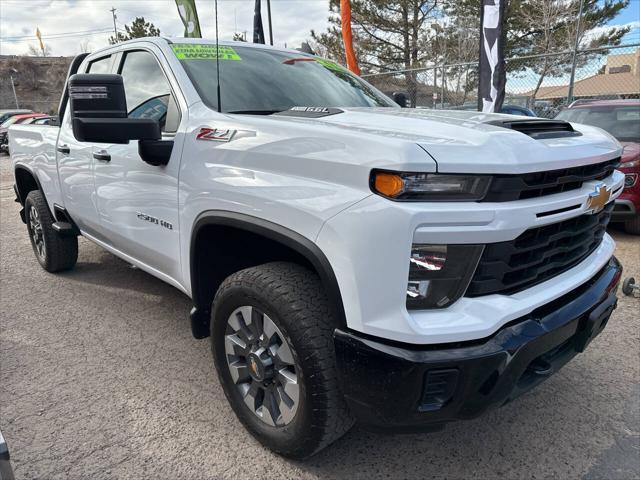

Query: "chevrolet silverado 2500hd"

xmin=9 ymin=38 xmax=625 ymax=458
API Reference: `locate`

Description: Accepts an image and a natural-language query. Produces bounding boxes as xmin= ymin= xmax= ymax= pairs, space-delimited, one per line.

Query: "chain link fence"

xmin=363 ymin=44 xmax=640 ymax=117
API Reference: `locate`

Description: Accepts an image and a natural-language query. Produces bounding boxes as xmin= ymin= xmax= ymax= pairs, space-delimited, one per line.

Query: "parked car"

xmin=10 ymin=38 xmax=624 ymax=458
xmin=499 ymin=104 xmax=536 ymax=116
xmin=556 ymin=99 xmax=640 ymax=234
xmin=0 ymin=109 xmax=32 ymax=125
xmin=0 ymin=113 xmax=47 ymax=153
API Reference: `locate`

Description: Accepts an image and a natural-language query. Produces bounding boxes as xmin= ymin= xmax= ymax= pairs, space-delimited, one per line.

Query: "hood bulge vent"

xmin=488 ymin=119 xmax=582 ymax=140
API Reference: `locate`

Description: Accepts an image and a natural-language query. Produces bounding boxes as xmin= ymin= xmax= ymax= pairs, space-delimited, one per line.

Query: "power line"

xmin=1 ymin=28 xmax=117 ymax=41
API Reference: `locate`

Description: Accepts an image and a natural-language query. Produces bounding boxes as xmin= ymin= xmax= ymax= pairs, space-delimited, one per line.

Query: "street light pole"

xmin=567 ymin=0 xmax=585 ymax=104
xmin=10 ymin=69 xmax=19 ymax=109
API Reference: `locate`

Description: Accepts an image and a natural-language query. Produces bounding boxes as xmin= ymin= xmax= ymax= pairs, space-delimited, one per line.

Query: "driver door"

xmin=93 ymin=48 xmax=184 ymax=283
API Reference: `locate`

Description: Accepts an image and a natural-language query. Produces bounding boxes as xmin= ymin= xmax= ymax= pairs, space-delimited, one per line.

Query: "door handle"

xmin=56 ymin=144 xmax=70 ymax=154
xmin=93 ymin=150 xmax=111 ymax=162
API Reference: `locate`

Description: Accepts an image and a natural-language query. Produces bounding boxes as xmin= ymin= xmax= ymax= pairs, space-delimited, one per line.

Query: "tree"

xmin=232 ymin=32 xmax=247 ymax=42
xmin=79 ymin=40 xmax=92 ymax=53
xmin=109 ymin=17 xmax=160 ymax=44
xmin=27 ymin=44 xmax=52 ymax=57
xmin=445 ymin=0 xmax=630 ymax=99
xmin=312 ymin=0 xmax=630 ymax=105
xmin=311 ymin=1 xmax=444 ymax=107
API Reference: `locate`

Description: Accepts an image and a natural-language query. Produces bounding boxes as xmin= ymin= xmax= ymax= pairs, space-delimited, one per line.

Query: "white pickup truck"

xmin=9 ymin=38 xmax=625 ymax=458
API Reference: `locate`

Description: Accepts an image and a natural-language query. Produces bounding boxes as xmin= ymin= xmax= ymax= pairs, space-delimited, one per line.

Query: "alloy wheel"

xmin=28 ymin=205 xmax=46 ymax=260
xmin=224 ymin=306 xmax=300 ymax=427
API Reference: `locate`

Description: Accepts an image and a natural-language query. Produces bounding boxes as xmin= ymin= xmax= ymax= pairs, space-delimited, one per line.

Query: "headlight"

xmin=624 ymin=173 xmax=637 ymax=188
xmin=407 ymin=244 xmax=484 ymax=309
xmin=371 ymin=170 xmax=491 ymax=201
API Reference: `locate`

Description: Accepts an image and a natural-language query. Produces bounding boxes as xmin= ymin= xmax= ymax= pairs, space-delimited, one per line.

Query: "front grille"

xmin=483 ymin=158 xmax=619 ymax=202
xmin=466 ymin=203 xmax=613 ymax=297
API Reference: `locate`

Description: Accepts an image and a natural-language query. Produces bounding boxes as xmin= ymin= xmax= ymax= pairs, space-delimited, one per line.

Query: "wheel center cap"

xmin=247 ymin=349 xmax=273 ymax=382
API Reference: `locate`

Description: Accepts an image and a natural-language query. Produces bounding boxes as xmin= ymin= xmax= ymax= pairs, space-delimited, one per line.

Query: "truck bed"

xmin=9 ymin=124 xmax=63 ymax=211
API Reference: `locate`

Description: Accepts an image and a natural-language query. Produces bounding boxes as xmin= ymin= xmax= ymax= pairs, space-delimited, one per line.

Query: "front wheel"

xmin=211 ymin=262 xmax=353 ymax=458
xmin=24 ymin=190 xmax=78 ymax=272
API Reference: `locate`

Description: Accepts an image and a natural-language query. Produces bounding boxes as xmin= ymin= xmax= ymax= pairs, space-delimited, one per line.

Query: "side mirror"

xmin=68 ymin=74 xmax=160 ymax=144
xmin=392 ymin=92 xmax=409 ymax=108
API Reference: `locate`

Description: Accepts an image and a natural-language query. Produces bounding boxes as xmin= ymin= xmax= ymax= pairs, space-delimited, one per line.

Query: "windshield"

xmin=556 ymin=105 xmax=640 ymax=142
xmin=173 ymin=44 xmax=395 ymax=113
xmin=1 ymin=116 xmax=24 ymax=128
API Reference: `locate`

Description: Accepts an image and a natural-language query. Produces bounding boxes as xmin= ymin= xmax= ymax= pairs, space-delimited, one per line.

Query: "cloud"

xmin=582 ymin=20 xmax=640 ymax=43
xmin=0 ymin=0 xmax=331 ymax=56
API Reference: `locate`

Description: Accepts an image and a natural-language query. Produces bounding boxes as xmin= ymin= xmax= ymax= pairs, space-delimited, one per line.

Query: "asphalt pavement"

xmin=1 ymin=154 xmax=639 ymax=480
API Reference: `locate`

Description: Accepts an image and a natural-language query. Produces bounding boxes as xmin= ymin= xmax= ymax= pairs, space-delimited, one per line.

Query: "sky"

xmin=0 ymin=0 xmax=332 ymax=56
xmin=0 ymin=0 xmax=638 ymax=57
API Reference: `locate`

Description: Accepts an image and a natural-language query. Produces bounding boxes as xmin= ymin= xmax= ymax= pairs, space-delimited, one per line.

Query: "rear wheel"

xmin=211 ymin=262 xmax=353 ymax=458
xmin=25 ymin=190 xmax=78 ymax=272
xmin=624 ymin=216 xmax=640 ymax=235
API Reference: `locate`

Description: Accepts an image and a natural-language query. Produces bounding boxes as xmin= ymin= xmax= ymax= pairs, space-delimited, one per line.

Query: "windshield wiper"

xmin=227 ymin=109 xmax=283 ymax=115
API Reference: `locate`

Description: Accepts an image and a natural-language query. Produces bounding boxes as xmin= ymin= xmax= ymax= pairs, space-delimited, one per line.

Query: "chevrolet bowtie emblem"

xmin=586 ymin=183 xmax=611 ymax=214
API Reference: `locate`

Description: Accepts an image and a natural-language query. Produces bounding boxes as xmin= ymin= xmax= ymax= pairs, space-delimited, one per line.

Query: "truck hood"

xmin=268 ymin=107 xmax=623 ymax=174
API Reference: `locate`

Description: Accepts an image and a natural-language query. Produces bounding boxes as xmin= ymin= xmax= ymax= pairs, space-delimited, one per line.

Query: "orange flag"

xmin=36 ymin=27 xmax=45 ymax=54
xmin=340 ymin=0 xmax=360 ymax=75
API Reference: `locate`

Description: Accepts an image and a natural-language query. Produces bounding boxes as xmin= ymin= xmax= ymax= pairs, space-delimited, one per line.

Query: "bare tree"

xmin=27 ymin=44 xmax=52 ymax=57
xmin=79 ymin=40 xmax=92 ymax=54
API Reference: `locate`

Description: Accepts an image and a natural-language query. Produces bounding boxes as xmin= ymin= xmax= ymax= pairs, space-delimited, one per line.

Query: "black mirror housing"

xmin=68 ymin=74 xmax=161 ymax=144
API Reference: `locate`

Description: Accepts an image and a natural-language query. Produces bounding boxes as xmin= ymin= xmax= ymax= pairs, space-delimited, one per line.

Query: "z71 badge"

xmin=196 ymin=127 xmax=236 ymax=142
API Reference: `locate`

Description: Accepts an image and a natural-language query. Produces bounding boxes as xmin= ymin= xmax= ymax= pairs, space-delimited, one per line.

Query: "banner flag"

xmin=175 ymin=0 xmax=202 ymax=38
xmin=478 ymin=0 xmax=506 ymax=112
xmin=253 ymin=0 xmax=266 ymax=44
xmin=36 ymin=27 xmax=45 ymax=54
xmin=340 ymin=0 xmax=360 ymax=75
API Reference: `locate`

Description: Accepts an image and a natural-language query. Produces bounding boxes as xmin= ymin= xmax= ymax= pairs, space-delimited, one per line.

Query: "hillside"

xmin=0 ymin=55 xmax=73 ymax=114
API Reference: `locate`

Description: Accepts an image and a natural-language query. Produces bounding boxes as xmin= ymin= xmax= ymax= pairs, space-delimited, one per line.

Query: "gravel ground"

xmin=1 ymin=154 xmax=639 ymax=480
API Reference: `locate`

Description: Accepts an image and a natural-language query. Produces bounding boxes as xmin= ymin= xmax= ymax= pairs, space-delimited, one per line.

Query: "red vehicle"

xmin=557 ymin=99 xmax=640 ymax=234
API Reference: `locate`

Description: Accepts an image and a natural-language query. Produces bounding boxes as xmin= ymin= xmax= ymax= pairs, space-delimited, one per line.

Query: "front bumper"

xmin=612 ymin=199 xmax=637 ymax=220
xmin=334 ymin=257 xmax=622 ymax=432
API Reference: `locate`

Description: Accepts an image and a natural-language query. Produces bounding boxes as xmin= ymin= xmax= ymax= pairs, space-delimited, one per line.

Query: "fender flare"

xmin=13 ymin=164 xmax=51 ymax=223
xmin=190 ymin=211 xmax=347 ymax=334
xmin=13 ymin=164 xmax=43 ymax=205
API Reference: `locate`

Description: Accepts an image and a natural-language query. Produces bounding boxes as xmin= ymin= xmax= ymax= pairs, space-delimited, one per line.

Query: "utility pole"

xmin=567 ymin=0 xmax=585 ymax=105
xmin=266 ymin=0 xmax=273 ymax=46
xmin=110 ymin=7 xmax=118 ymax=42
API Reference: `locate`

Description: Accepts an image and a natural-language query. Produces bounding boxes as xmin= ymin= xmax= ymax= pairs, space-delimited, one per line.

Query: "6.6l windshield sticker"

xmin=171 ymin=44 xmax=241 ymax=61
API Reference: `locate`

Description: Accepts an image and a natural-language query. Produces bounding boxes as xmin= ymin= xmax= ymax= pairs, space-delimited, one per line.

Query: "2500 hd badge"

xmin=9 ymin=37 xmax=625 ymax=459
xmin=136 ymin=212 xmax=173 ymax=230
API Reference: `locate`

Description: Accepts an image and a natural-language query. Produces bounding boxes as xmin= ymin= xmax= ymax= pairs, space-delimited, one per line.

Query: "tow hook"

xmin=527 ymin=358 xmax=554 ymax=377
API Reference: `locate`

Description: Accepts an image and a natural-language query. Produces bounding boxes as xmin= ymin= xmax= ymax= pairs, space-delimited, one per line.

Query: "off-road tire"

xmin=25 ymin=190 xmax=78 ymax=272
xmin=624 ymin=216 xmax=640 ymax=235
xmin=211 ymin=262 xmax=354 ymax=459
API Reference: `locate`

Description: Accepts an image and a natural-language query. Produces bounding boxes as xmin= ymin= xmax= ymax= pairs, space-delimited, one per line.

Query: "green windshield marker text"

xmin=171 ymin=44 xmax=241 ymax=61
xmin=316 ymin=58 xmax=347 ymax=72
